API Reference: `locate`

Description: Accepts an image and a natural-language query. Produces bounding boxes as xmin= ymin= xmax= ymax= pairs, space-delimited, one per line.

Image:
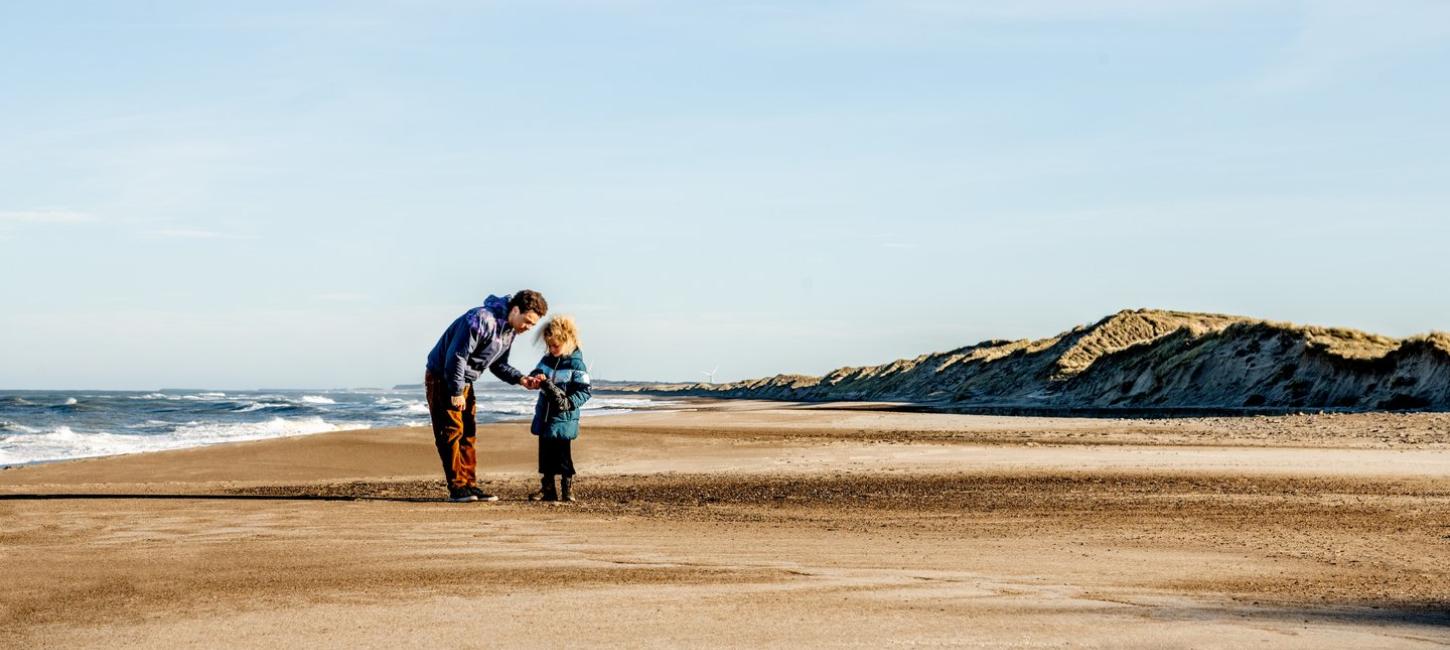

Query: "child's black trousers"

xmin=538 ymin=437 xmax=575 ymax=477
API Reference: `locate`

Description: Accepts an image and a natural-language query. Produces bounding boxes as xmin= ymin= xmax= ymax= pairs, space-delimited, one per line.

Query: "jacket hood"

xmin=483 ymin=294 xmax=510 ymax=320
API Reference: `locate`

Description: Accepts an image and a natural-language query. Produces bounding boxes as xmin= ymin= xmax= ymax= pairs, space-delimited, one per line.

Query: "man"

xmin=425 ymin=290 xmax=548 ymax=502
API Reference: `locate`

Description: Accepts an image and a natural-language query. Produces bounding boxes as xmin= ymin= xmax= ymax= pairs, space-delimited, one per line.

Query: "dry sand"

xmin=2 ymin=401 xmax=1448 ymax=648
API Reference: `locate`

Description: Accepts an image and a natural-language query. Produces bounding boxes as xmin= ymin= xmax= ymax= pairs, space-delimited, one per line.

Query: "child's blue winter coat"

xmin=529 ymin=348 xmax=592 ymax=440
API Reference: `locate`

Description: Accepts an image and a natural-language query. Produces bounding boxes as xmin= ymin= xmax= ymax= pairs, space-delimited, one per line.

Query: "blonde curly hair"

xmin=534 ymin=315 xmax=580 ymax=354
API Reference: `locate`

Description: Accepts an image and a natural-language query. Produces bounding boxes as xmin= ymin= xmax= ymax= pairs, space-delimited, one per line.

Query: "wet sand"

xmin=2 ymin=401 xmax=1448 ymax=648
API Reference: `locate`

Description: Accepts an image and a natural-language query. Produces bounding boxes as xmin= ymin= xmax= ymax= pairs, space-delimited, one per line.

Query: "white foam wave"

xmin=472 ymin=395 xmax=677 ymax=418
xmin=478 ymin=402 xmax=537 ymax=416
xmin=122 ymin=420 xmax=180 ymax=429
xmin=582 ymin=408 xmax=635 ymax=417
xmin=0 ymin=389 xmax=679 ymax=466
xmin=0 ymin=422 xmax=40 ymax=434
xmin=374 ymin=397 xmax=430 ymax=415
xmin=0 ymin=417 xmax=368 ymax=466
xmin=63 ymin=397 xmax=79 ymax=406
xmin=584 ymin=397 xmax=679 ymax=410
xmin=487 ymin=405 xmax=549 ymax=416
xmin=233 ymin=402 xmax=289 ymax=413
xmin=171 ymin=416 xmax=357 ymax=441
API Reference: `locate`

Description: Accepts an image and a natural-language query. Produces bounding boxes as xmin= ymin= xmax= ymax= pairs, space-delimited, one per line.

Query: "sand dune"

xmin=622 ymin=309 xmax=1450 ymax=412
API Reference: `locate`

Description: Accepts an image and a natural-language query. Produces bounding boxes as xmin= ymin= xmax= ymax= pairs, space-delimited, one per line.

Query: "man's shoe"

xmin=560 ymin=477 xmax=575 ymax=503
xmin=467 ymin=486 xmax=499 ymax=502
xmin=447 ymin=488 xmax=478 ymax=503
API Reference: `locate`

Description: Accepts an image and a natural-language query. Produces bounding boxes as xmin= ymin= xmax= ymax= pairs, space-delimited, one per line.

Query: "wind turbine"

xmin=701 ymin=365 xmax=719 ymax=385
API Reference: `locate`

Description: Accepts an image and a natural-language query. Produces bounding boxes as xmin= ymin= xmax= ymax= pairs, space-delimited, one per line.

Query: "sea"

xmin=0 ymin=387 xmax=672 ymax=467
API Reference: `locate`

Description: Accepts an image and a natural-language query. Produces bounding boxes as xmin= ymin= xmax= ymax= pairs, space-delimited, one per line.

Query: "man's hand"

xmin=450 ymin=394 xmax=467 ymax=410
xmin=520 ymin=376 xmax=543 ymax=390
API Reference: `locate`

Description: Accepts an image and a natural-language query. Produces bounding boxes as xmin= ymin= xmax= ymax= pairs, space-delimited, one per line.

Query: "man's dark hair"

xmin=509 ymin=290 xmax=548 ymax=316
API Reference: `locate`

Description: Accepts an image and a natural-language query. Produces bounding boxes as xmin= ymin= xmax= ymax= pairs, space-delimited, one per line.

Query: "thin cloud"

xmin=315 ymin=292 xmax=371 ymax=303
xmin=150 ymin=228 xmax=256 ymax=240
xmin=566 ymin=303 xmax=616 ymax=313
xmin=882 ymin=0 xmax=1263 ymax=21
xmin=749 ymin=0 xmax=1266 ymax=48
xmin=1254 ymin=1 xmax=1450 ymax=92
xmin=0 ymin=209 xmax=95 ymax=224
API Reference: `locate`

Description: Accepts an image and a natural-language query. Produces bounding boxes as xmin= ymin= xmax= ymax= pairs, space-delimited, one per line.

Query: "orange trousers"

xmin=425 ymin=373 xmax=476 ymax=489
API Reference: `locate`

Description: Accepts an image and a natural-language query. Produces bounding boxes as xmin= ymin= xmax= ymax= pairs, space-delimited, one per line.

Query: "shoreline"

xmin=7 ymin=396 xmax=1448 ymax=477
xmin=0 ymin=397 xmax=694 ymax=471
xmin=599 ymin=389 xmax=1450 ymax=419
xmin=10 ymin=387 xmax=1447 ymax=471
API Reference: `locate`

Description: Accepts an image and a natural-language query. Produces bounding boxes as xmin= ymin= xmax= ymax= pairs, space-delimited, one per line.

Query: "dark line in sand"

xmin=597 ymin=392 xmax=1447 ymax=420
xmin=0 ymin=494 xmax=448 ymax=503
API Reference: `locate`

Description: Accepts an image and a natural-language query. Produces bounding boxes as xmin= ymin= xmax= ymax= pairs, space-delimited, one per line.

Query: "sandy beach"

xmin=2 ymin=400 xmax=1448 ymax=648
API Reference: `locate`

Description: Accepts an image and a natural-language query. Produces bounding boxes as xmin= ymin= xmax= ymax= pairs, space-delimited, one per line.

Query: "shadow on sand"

xmin=1144 ymin=602 xmax=1450 ymax=633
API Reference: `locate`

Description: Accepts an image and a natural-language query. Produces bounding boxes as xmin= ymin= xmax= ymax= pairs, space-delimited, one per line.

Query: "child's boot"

xmin=560 ymin=476 xmax=575 ymax=503
xmin=529 ymin=474 xmax=558 ymax=502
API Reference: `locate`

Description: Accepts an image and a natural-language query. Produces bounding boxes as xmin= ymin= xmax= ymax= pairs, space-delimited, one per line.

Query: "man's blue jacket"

xmin=426 ymin=294 xmax=525 ymax=397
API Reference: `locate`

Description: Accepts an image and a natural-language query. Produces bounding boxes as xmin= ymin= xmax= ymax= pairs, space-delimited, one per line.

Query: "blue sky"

xmin=2 ymin=1 xmax=1448 ymax=389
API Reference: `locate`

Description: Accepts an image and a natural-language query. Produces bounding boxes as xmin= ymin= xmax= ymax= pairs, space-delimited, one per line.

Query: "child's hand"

xmin=540 ymin=380 xmax=571 ymax=411
xmin=521 ymin=376 xmax=542 ymax=390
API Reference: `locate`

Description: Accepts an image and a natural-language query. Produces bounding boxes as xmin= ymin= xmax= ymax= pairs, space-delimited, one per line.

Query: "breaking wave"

xmin=1 ymin=387 xmax=668 ymax=465
xmin=0 ymin=417 xmax=363 ymax=466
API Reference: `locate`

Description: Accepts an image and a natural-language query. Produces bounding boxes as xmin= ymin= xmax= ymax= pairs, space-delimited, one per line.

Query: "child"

xmin=526 ymin=315 xmax=591 ymax=502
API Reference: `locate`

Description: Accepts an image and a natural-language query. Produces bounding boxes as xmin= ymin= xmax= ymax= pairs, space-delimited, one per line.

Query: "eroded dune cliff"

xmin=632 ymin=310 xmax=1450 ymax=412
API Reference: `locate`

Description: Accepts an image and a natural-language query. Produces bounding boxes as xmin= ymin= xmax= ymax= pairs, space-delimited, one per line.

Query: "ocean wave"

xmin=233 ymin=403 xmax=287 ymax=413
xmin=584 ymin=397 xmax=679 ymax=410
xmin=396 ymin=403 xmax=429 ymax=415
xmin=0 ymin=417 xmax=369 ymax=466
xmin=477 ymin=402 xmax=537 ymax=416
xmin=472 ymin=395 xmax=675 ymax=417
xmin=170 ymin=416 xmax=360 ymax=441
xmin=0 ymin=420 xmax=39 ymax=434
xmin=582 ymin=408 xmax=635 ymax=417
xmin=133 ymin=392 xmax=231 ymax=401
xmin=48 ymin=398 xmax=88 ymax=410
xmin=0 ymin=388 xmax=677 ymax=465
xmin=122 ymin=420 xmax=182 ymax=430
xmin=374 ymin=397 xmax=429 ymax=415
